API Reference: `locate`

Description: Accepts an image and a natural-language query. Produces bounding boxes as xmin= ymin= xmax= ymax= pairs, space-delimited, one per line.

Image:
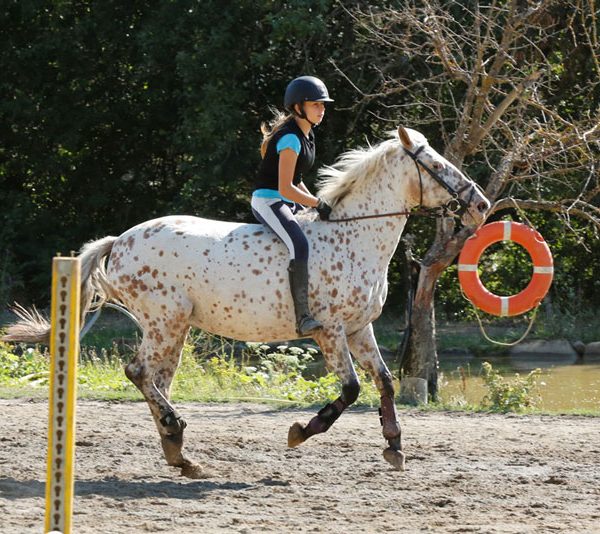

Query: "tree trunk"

xmin=401 ymin=262 xmax=442 ymax=402
xmin=400 ymin=219 xmax=477 ymax=403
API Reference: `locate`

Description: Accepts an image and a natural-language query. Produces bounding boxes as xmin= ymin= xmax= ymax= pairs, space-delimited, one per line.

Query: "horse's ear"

xmin=397 ymin=126 xmax=412 ymax=149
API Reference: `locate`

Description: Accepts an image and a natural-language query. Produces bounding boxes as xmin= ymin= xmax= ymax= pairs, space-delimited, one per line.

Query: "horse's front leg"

xmin=288 ymin=324 xmax=359 ymax=447
xmin=347 ymin=323 xmax=405 ymax=471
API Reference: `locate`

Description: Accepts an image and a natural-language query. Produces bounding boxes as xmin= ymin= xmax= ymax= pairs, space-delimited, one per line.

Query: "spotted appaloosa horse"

xmin=4 ymin=126 xmax=490 ymax=477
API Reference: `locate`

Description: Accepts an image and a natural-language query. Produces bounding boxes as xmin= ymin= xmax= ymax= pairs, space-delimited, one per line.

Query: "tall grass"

xmin=0 ymin=339 xmax=381 ymax=406
xmin=0 ymin=340 xmax=552 ymax=413
xmin=2 ymin=311 xmax=597 ymax=414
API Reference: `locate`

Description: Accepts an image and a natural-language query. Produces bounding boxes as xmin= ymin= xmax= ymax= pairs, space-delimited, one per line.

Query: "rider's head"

xmin=284 ymin=76 xmax=334 ymax=127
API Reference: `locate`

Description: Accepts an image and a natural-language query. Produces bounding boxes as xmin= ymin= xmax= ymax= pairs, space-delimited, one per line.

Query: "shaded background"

xmin=2 ymin=0 xmax=598 ymax=319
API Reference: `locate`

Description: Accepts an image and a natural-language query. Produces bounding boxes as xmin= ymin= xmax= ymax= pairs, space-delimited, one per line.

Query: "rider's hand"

xmin=316 ymin=198 xmax=332 ymax=221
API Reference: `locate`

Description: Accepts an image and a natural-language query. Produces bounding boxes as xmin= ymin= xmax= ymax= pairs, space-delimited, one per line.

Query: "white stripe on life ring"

xmin=503 ymin=221 xmax=512 ymax=241
xmin=533 ymin=266 xmax=554 ymax=274
xmin=501 ymin=296 xmax=509 ymax=317
xmin=458 ymin=264 xmax=477 ymax=271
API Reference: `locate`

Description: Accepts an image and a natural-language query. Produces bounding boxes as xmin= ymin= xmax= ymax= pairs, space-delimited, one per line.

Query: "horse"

xmin=3 ymin=126 xmax=490 ymax=478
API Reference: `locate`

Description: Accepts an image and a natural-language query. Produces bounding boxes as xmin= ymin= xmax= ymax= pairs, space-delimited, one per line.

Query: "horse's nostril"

xmin=477 ymin=202 xmax=488 ymax=213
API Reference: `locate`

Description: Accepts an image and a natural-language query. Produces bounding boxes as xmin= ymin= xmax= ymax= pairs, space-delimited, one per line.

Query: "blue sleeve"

xmin=276 ymin=133 xmax=301 ymax=155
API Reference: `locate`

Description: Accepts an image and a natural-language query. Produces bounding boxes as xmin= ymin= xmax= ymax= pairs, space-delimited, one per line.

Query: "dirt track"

xmin=1 ymin=399 xmax=599 ymax=533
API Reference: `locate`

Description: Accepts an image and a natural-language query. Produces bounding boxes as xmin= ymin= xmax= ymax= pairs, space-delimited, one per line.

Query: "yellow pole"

xmin=45 ymin=256 xmax=81 ymax=534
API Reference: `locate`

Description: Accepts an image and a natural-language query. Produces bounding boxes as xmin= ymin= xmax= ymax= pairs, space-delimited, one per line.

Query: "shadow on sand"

xmin=0 ymin=475 xmax=288 ymax=501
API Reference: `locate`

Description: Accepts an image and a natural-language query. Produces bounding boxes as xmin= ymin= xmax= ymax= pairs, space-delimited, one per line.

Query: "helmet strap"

xmin=295 ymin=102 xmax=318 ymax=127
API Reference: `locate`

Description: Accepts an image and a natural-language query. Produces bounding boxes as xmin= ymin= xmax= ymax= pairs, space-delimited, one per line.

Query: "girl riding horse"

xmin=251 ymin=75 xmax=333 ymax=336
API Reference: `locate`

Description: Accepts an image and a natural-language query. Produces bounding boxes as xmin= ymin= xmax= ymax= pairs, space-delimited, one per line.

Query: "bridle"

xmin=403 ymin=145 xmax=477 ymax=218
xmin=328 ymin=145 xmax=478 ymax=224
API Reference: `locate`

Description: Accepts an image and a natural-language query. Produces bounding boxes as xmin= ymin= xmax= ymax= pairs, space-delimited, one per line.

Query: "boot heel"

xmin=297 ymin=315 xmax=323 ymax=336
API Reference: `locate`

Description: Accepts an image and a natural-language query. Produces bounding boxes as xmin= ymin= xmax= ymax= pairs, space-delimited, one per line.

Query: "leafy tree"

xmin=0 ymin=0 xmax=387 ymax=303
xmin=1 ymin=2 xmax=189 ymax=299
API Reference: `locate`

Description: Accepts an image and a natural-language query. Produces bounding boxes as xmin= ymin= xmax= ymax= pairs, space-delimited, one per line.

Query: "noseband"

xmin=403 ymin=145 xmax=476 ymax=218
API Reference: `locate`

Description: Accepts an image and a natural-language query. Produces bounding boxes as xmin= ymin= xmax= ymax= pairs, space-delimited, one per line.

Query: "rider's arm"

xmin=297 ymin=181 xmax=312 ymax=196
xmin=278 ymin=148 xmax=319 ymax=207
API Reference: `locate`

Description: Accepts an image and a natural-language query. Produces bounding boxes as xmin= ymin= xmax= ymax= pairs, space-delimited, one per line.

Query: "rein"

xmin=328 ymin=207 xmax=450 ymax=223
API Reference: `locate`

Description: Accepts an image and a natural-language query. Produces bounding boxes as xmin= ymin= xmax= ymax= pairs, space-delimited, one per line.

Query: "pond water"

xmin=301 ymin=347 xmax=600 ymax=412
xmin=438 ymin=352 xmax=600 ymax=412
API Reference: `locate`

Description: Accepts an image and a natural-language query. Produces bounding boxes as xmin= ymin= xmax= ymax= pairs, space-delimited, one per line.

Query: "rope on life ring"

xmin=458 ymin=221 xmax=553 ymax=317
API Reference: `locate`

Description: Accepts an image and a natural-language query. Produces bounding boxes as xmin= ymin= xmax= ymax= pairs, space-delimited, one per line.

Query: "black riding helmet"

xmin=284 ymin=76 xmax=334 ymax=122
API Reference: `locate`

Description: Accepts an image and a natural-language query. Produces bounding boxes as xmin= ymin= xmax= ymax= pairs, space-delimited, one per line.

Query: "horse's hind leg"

xmin=288 ymin=324 xmax=359 ymax=447
xmin=347 ymin=323 xmax=405 ymax=471
xmin=125 ymin=318 xmax=203 ymax=479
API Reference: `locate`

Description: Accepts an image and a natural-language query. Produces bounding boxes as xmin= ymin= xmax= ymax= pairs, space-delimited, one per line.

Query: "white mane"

xmin=316 ymin=129 xmax=427 ymax=206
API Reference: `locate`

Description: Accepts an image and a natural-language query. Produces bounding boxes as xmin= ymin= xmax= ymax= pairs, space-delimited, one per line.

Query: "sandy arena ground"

xmin=0 ymin=399 xmax=599 ymax=533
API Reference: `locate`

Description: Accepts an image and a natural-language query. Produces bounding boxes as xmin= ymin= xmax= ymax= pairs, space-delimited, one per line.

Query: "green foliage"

xmin=0 ymin=340 xmax=379 ymax=406
xmin=0 ymin=345 xmax=48 ymax=384
xmin=0 ymin=341 xmax=138 ymax=394
xmin=77 ymin=345 xmax=137 ymax=394
xmin=533 ymin=308 xmax=600 ymax=344
xmin=480 ymin=361 xmax=541 ymax=413
xmin=174 ymin=342 xmax=379 ymax=405
xmin=1 ymin=0 xmax=599 ymax=319
xmin=239 ymin=344 xmax=345 ymax=404
xmin=3 ymin=339 xmax=599 ymax=415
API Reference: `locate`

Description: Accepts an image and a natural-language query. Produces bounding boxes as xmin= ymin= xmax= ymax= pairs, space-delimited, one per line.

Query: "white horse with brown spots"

xmin=4 ymin=126 xmax=489 ymax=477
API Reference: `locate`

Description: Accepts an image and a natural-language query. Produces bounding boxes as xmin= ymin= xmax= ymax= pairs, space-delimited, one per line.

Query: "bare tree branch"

xmin=346 ymin=0 xmax=600 ymax=226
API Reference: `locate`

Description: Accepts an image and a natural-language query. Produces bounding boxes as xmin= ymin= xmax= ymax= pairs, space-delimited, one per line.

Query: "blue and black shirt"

xmin=254 ymin=120 xmax=315 ymax=201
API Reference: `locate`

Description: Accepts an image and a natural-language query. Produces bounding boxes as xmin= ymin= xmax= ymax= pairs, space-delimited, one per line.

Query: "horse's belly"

xmin=187 ymin=266 xmax=298 ymax=342
xmin=109 ymin=262 xmax=297 ymax=342
xmin=193 ymin=315 xmax=297 ymax=343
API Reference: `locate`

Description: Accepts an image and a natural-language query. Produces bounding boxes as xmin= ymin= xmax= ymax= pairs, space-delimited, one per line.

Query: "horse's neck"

xmin=331 ymin=159 xmax=412 ymax=267
xmin=334 ymin=157 xmax=413 ymax=219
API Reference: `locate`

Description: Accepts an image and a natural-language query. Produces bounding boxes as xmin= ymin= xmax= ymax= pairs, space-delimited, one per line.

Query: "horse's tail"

xmin=2 ymin=236 xmax=118 ymax=344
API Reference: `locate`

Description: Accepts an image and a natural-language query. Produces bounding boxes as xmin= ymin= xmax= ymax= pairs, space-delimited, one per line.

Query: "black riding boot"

xmin=288 ymin=259 xmax=323 ymax=336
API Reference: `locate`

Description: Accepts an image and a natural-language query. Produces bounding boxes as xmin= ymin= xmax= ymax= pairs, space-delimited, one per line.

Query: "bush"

xmin=0 ymin=343 xmax=48 ymax=384
xmin=481 ymin=361 xmax=541 ymax=412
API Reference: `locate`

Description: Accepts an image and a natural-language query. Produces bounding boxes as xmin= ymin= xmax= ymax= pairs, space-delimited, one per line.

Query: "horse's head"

xmin=398 ymin=126 xmax=490 ymax=226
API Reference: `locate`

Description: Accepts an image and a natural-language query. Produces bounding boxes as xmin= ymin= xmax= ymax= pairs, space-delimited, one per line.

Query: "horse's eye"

xmin=432 ymin=161 xmax=444 ymax=171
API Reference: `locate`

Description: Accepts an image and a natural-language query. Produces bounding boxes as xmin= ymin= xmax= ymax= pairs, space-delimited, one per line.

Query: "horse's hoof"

xmin=383 ymin=447 xmax=406 ymax=471
xmin=288 ymin=422 xmax=307 ymax=448
xmin=180 ymin=460 xmax=206 ymax=479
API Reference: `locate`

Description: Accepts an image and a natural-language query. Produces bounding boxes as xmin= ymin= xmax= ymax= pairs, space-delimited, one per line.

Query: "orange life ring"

xmin=458 ymin=221 xmax=553 ymax=317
